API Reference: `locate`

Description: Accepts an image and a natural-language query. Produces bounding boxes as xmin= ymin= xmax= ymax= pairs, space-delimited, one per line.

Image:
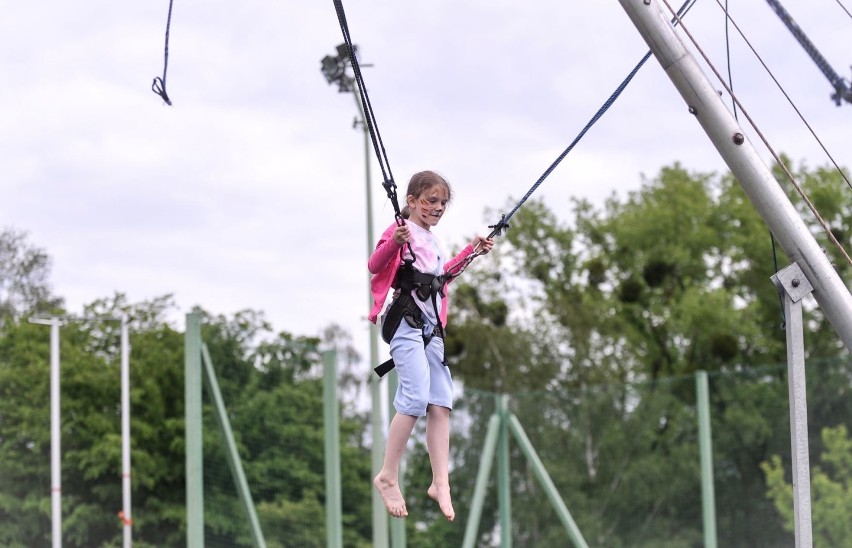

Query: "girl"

xmin=368 ymin=170 xmax=494 ymax=521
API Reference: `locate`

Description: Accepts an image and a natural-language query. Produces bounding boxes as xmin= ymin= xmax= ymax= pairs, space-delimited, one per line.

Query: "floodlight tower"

xmin=321 ymin=44 xmax=393 ymax=548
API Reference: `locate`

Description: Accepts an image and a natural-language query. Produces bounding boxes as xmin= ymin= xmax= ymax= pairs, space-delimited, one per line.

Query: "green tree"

xmin=0 ymin=227 xmax=63 ymax=327
xmin=763 ymin=425 xmax=852 ymax=546
xmin=423 ymin=160 xmax=851 ymax=546
xmin=0 ymin=287 xmax=374 ymax=546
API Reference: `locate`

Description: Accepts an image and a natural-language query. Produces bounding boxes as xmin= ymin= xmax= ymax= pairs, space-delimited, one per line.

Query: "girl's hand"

xmin=393 ymin=224 xmax=411 ymax=245
xmin=470 ymin=235 xmax=494 ymax=254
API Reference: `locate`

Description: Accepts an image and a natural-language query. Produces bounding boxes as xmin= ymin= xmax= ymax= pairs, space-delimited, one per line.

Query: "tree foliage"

xmin=438 ymin=160 xmax=852 ymax=546
xmin=763 ymin=425 xmax=852 ymax=546
xmin=0 ymin=283 xmax=373 ymax=546
xmin=0 ymin=227 xmax=63 ymax=326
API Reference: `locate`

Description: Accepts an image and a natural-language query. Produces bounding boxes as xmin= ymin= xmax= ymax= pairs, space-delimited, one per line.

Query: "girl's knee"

xmin=395 ymin=385 xmax=431 ymax=417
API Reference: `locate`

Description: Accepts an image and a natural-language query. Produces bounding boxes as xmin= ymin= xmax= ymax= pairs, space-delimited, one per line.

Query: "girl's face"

xmin=407 ymin=186 xmax=449 ymax=230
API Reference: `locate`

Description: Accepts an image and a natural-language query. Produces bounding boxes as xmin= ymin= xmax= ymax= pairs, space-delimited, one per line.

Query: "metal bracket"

xmin=771 ymin=262 xmax=814 ymax=303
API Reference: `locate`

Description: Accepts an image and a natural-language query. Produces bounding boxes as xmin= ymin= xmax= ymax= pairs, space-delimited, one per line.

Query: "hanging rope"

xmin=331 ymin=1 xmax=402 ymax=221
xmin=722 ymin=0 xmax=785 ymax=325
xmin=835 ymin=0 xmax=852 ymax=21
xmin=152 ymin=0 xmax=175 ymax=106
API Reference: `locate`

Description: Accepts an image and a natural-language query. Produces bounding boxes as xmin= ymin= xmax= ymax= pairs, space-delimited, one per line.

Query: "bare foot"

xmin=427 ymin=483 xmax=455 ymax=521
xmin=374 ymin=474 xmax=408 ymax=518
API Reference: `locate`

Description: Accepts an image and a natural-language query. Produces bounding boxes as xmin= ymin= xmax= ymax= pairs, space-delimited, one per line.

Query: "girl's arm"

xmin=443 ymin=235 xmax=494 ymax=280
xmin=443 ymin=244 xmax=475 ymax=278
xmin=368 ymin=225 xmax=404 ymax=274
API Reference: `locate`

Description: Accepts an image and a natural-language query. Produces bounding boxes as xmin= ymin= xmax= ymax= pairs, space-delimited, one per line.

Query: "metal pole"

xmin=508 ymin=413 xmax=589 ymax=548
xmin=323 ymin=350 xmax=344 ymax=548
xmin=386 ymin=371 xmax=406 ymax=547
xmin=497 ymin=395 xmax=512 ymax=548
xmin=120 ymin=314 xmax=132 ymax=548
xmin=695 ymin=371 xmax=717 ymax=548
xmin=462 ymin=412 xmax=501 ymax=548
xmin=772 ymin=263 xmax=814 ymax=548
xmin=352 ymin=74 xmax=390 ymax=548
xmin=31 ymin=315 xmax=133 ymax=547
xmin=506 ymin=415 xmax=589 ymax=548
xmin=201 ymin=345 xmax=267 ymax=548
xmin=50 ymin=317 xmax=62 ymax=548
xmin=323 ymin=44 xmax=389 ymax=545
xmin=185 ymin=313 xmax=204 ymax=548
xmin=617 ymin=0 xmax=852 ymax=351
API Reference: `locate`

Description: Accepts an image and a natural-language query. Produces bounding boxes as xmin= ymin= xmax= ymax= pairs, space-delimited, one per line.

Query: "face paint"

xmin=408 ymin=187 xmax=449 ymax=229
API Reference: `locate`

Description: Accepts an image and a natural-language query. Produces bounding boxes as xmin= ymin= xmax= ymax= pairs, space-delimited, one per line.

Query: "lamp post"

xmin=321 ymin=44 xmax=392 ymax=548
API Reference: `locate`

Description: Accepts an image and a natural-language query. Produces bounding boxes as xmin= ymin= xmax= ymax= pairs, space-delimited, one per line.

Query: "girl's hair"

xmin=400 ymin=170 xmax=452 ymax=219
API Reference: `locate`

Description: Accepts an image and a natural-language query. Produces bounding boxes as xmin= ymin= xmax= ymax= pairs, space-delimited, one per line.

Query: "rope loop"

xmin=152 ymin=0 xmax=175 ymax=106
xmin=152 ymin=77 xmax=172 ymax=106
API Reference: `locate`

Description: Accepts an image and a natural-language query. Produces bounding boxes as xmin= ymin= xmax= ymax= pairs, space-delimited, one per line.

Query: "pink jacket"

xmin=368 ymin=222 xmax=475 ymax=326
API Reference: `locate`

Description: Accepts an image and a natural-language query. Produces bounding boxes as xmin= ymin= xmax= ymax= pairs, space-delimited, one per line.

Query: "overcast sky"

xmin=2 ymin=0 xmax=850 ymax=367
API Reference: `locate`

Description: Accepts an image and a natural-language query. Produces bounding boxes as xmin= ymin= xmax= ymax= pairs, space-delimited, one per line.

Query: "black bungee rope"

xmin=152 ymin=0 xmax=175 ymax=106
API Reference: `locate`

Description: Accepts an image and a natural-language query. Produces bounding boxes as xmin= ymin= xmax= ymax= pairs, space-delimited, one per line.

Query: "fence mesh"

xmin=202 ymin=356 xmax=852 ymax=547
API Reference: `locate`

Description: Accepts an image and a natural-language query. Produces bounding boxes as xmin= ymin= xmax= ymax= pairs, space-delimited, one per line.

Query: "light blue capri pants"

xmin=388 ymin=315 xmax=453 ymax=417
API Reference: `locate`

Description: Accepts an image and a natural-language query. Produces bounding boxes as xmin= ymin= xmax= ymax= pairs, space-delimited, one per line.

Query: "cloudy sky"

xmin=2 ymin=0 xmax=850 ymax=367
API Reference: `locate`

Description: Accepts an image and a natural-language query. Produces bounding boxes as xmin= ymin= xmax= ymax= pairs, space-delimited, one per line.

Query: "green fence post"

xmin=371 ymin=372 xmax=389 ymax=548
xmin=696 ymin=371 xmax=718 ymax=548
xmin=323 ymin=350 xmax=343 ymax=548
xmin=201 ymin=344 xmax=267 ymax=548
xmin=497 ymin=395 xmax=512 ymax=548
xmin=462 ymin=411 xmax=501 ymax=548
xmin=387 ymin=370 xmax=407 ymax=547
xmin=507 ymin=415 xmax=589 ymax=548
xmin=185 ymin=313 xmax=204 ymax=548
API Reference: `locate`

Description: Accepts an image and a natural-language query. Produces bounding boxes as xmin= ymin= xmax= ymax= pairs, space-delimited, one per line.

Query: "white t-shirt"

xmin=402 ymin=222 xmax=445 ymax=324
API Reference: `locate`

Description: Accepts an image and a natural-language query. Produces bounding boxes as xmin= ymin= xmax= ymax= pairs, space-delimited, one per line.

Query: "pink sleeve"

xmin=443 ymin=244 xmax=475 ymax=282
xmin=368 ymin=223 xmax=403 ymax=274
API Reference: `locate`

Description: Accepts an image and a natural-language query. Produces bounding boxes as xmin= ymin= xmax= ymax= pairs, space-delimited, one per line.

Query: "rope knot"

xmin=488 ymin=214 xmax=510 ymax=237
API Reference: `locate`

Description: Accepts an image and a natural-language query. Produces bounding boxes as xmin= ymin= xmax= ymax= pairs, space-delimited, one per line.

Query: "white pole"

xmin=120 ymin=314 xmax=132 ymax=547
xmin=50 ymin=316 xmax=62 ymax=548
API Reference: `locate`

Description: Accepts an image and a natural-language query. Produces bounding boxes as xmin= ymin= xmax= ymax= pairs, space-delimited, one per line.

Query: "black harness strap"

xmin=374 ymin=327 xmax=444 ymax=378
xmin=374 ymin=262 xmax=447 ymax=378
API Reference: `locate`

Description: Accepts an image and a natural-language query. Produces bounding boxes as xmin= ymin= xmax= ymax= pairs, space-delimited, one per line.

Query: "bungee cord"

xmin=834 ymin=0 xmax=852 ymax=21
xmin=721 ymin=0 xmax=785 ymax=324
xmin=152 ymin=0 xmax=175 ymax=106
xmin=331 ymin=0 xmax=422 ymax=267
xmin=331 ymin=2 xmax=399 ymax=220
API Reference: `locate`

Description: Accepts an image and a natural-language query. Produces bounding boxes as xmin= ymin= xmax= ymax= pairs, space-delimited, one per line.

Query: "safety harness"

xmin=374 ymin=259 xmax=447 ymax=378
